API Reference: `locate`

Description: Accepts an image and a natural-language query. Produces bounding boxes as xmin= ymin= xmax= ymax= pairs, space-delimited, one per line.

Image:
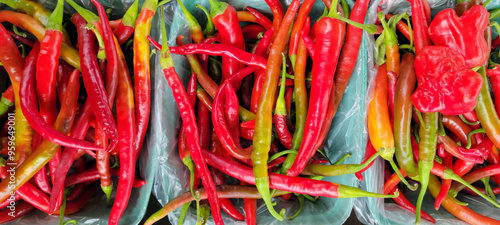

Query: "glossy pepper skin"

xmin=428 ymin=5 xmax=489 ymax=68
xmin=411 ymin=46 xmax=483 ymax=115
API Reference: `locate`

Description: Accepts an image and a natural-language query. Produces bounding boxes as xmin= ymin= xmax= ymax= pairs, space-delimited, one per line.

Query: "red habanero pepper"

xmin=252 ymin=0 xmax=300 ymax=220
xmin=412 ymin=46 xmax=483 ymax=115
xmin=112 ymin=0 xmax=139 ymax=45
xmin=428 ymin=5 xmax=489 ymax=68
xmin=333 ymin=0 xmax=370 ymax=111
xmin=208 ymin=0 xmax=245 ymax=89
xmin=250 ymin=28 xmax=274 ymax=113
xmin=132 ymin=0 xmax=156 ymax=164
xmin=287 ymin=3 xmax=346 ymax=177
xmin=157 ymin=9 xmax=223 ymax=224
xmin=273 ymin=54 xmax=293 ymax=150
xmin=410 ymin=0 xmax=432 ymax=54
xmin=244 ymin=7 xmax=273 ymax=30
xmin=0 ymin=85 xmax=14 ymax=116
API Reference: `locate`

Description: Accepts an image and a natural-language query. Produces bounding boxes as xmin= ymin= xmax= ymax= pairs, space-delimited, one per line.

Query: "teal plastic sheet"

xmin=152 ymin=0 xmax=377 ymax=224
xmin=354 ymin=0 xmax=500 ymax=224
xmin=1 ymin=1 xmax=156 ymax=224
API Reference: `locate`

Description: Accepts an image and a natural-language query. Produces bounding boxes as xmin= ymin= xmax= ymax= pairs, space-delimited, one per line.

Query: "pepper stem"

xmin=287 ymin=194 xmax=305 ymax=220
xmin=160 ymin=6 xmax=175 ymax=69
xmin=387 ymin=157 xmax=418 ymax=191
xmin=46 ymin=0 xmax=64 ymax=31
xmin=207 ymin=0 xmax=227 ymax=18
xmin=337 ymin=184 xmax=399 ymax=198
xmin=196 ymin=4 xmax=216 ymax=36
xmin=101 ymin=184 xmax=113 ymax=206
xmin=443 ymin=168 xmax=500 ymax=208
xmin=466 ymin=128 xmax=485 ymax=149
xmin=178 ymin=202 xmax=190 ymax=225
xmin=255 ymin=177 xmax=285 ymax=221
xmin=122 ymin=0 xmax=140 ymax=28
xmin=378 ymin=12 xmax=398 ymax=48
xmin=415 ymin=160 xmax=432 ymax=225
xmin=333 ymin=153 xmax=352 ymax=165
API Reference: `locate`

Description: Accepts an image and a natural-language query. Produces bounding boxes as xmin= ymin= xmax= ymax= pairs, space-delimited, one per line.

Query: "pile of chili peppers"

xmin=0 ymin=0 xmax=152 ymax=223
xmin=365 ymin=0 xmax=500 ymax=224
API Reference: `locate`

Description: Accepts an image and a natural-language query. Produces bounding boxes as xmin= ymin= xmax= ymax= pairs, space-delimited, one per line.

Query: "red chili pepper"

xmin=264 ymin=0 xmax=283 ymax=41
xmin=428 ymin=5 xmax=489 ymax=68
xmin=410 ymin=0 xmax=432 ymax=54
xmin=112 ymin=0 xmax=139 ymax=45
xmin=355 ymin=140 xmax=378 ymax=181
xmin=435 ymin=151 xmax=453 ymax=210
xmin=273 ymin=54 xmax=292 ymax=149
xmin=333 ymin=0 xmax=370 ymax=113
xmin=244 ymin=7 xmax=272 ymax=30
xmin=250 ymin=28 xmax=274 ymax=113
xmin=288 ymin=0 xmax=314 ymax=68
xmin=0 ymin=85 xmax=14 ymax=116
xmin=412 ymin=46 xmax=483 ymax=115
xmin=391 ymin=187 xmax=436 ymax=223
xmin=158 ymin=10 xmax=223 ymax=223
xmin=208 ymin=0 xmax=245 ymax=89
xmin=6 ymin=29 xmax=35 ymax=47
xmin=300 ymin=31 xmax=315 ymax=59
xmin=0 ymin=200 xmax=34 ymax=223
xmin=241 ymin=24 xmax=266 ymax=40
xmin=287 ymin=6 xmax=346 ymax=177
xmin=63 ymin=167 xmax=145 ymax=188
xmin=488 ymin=65 xmax=500 ymax=115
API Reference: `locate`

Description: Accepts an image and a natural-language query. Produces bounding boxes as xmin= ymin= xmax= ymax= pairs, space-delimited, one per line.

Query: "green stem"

xmin=275 ymin=53 xmax=287 ymax=116
xmin=287 ymin=194 xmax=305 ymax=220
xmin=268 ymin=150 xmax=297 ymax=163
xmin=333 ymin=153 xmax=352 ymax=165
xmin=178 ymin=202 xmax=190 ymax=225
xmin=466 ymin=128 xmax=485 ymax=149
xmin=196 ymin=4 xmax=215 ymax=36
xmin=459 ymin=114 xmax=480 ymax=126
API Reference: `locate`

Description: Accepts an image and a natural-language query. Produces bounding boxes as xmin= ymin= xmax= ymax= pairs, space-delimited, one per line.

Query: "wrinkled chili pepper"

xmin=287 ymin=3 xmax=345 ymax=177
xmin=412 ymin=46 xmax=483 ymax=115
xmin=428 ymin=5 xmax=489 ymax=68
xmin=253 ymin=0 xmax=300 ymax=220
xmin=157 ymin=9 xmax=223 ymax=223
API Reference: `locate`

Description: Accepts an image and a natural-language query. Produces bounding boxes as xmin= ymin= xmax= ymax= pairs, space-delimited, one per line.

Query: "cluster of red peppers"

xmin=0 ymin=0 xmax=153 ymax=224
xmin=366 ymin=0 xmax=500 ymax=224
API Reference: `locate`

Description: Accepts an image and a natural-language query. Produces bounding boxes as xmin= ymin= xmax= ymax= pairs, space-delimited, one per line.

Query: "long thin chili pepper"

xmin=442 ymin=115 xmax=475 ymax=146
xmin=0 ymin=85 xmax=14 ymax=116
xmin=449 ymin=164 xmax=500 ymax=197
xmin=208 ymin=0 xmax=245 ymax=89
xmin=264 ymin=0 xmax=283 ymax=41
xmin=250 ymin=28 xmax=274 ymax=114
xmin=287 ymin=1 xmax=345 ymax=177
xmin=437 ymin=134 xmax=483 ymax=163
xmin=367 ymin=64 xmax=415 ymax=190
xmin=333 ymin=0 xmax=370 ymax=111
xmin=112 ymin=0 xmax=139 ymax=45
xmin=245 ymin=7 xmax=273 ymax=30
xmin=273 ymin=54 xmax=292 ymax=149
xmin=252 ymin=0 xmax=300 ymax=220
xmin=0 ymin=23 xmax=34 ymax=166
xmin=354 ymin=141 xmax=378 ymax=180
xmin=158 ymin=8 xmax=223 ymax=223
xmin=411 ymin=0 xmax=432 ymax=54
xmin=0 ymin=200 xmax=34 ymax=223
xmin=145 ymin=185 xmax=289 ymax=225
xmin=379 ymin=12 xmax=400 ymax=75
xmin=391 ymin=187 xmax=436 ymax=223
xmin=93 ymin=0 xmax=121 ymax=205
xmin=0 ymin=43 xmax=80 ymax=204
xmin=63 ymin=168 xmax=145 ymax=187
xmin=288 ymin=0 xmax=314 ymax=68
xmin=300 ymin=32 xmax=315 ymax=58
xmin=301 ymin=149 xmax=382 ymax=176
xmin=475 ymin=66 xmax=500 ymax=151
xmin=132 ymin=0 xmax=156 ymax=166
xmin=0 ymin=10 xmax=80 ymax=70
xmin=435 ymin=151 xmax=453 ymax=210
xmin=394 ymin=53 xmax=418 ymax=178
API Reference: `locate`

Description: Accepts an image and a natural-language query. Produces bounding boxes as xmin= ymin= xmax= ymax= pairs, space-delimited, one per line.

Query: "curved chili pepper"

xmin=367 ymin=64 xmax=415 ymax=190
xmin=213 ymin=68 xmax=257 ymax=160
xmin=224 ymin=79 xmax=241 ymax=148
xmin=0 ymin=85 xmax=14 ymax=116
xmin=354 ymin=141 xmax=378 ymax=181
xmin=300 ymin=32 xmax=315 ymax=59
xmin=391 ymin=187 xmax=436 ymax=223
xmin=112 ymin=0 xmax=139 ymax=45
xmin=449 ymin=164 xmax=500 ymax=197
xmin=273 ymin=54 xmax=292 ymax=149
xmin=149 ymin=42 xmax=267 ymax=70
xmin=435 ymin=151 xmax=453 ymax=210
xmin=196 ymin=88 xmax=213 ymax=112
xmin=287 ymin=4 xmax=345 ymax=177
xmin=415 ymin=111 xmax=438 ymax=225
xmin=0 ymin=10 xmax=80 ymax=70
xmin=264 ymin=0 xmax=283 ymax=41
xmin=288 ymin=0 xmax=314 ymax=68
xmin=208 ymin=0 xmax=245 ymax=89
xmin=237 ymin=11 xmax=259 ymax=24
xmin=488 ymin=65 xmax=500 ymax=116
xmin=244 ymin=7 xmax=272 ymax=30
xmin=0 ymin=200 xmax=34 ymax=223
xmin=93 ymin=0 xmax=121 ymax=205
xmin=378 ymin=12 xmax=400 ymax=76
xmin=250 ymin=28 xmax=274 ymax=113
xmin=394 ymin=53 xmax=418 ymax=179
xmin=386 ymin=14 xmax=412 ymax=41
xmin=253 ymin=0 xmax=300 ymax=220
xmin=333 ymin=0 xmax=370 ymax=111
xmin=0 ymin=44 xmax=80 ymax=204
xmin=476 ymin=66 xmax=500 ymax=150
xmin=301 ymin=149 xmax=381 ymax=176
xmin=410 ymin=0 xmax=432 ymax=54
xmin=442 ymin=115 xmax=475 ymax=146
xmin=428 ymin=5 xmax=489 ymax=68
xmin=144 ymin=185 xmax=289 ymax=225
xmin=158 ymin=10 xmax=223 ymax=223
xmin=0 ymin=23 xmax=34 ymax=166
xmin=241 ymin=24 xmax=266 ymax=40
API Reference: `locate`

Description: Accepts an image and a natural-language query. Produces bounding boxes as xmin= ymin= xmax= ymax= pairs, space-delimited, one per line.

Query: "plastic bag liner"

xmin=152 ymin=0 xmax=378 ymax=224
xmin=354 ymin=0 xmax=500 ymax=224
xmin=1 ymin=1 xmax=156 ymax=224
